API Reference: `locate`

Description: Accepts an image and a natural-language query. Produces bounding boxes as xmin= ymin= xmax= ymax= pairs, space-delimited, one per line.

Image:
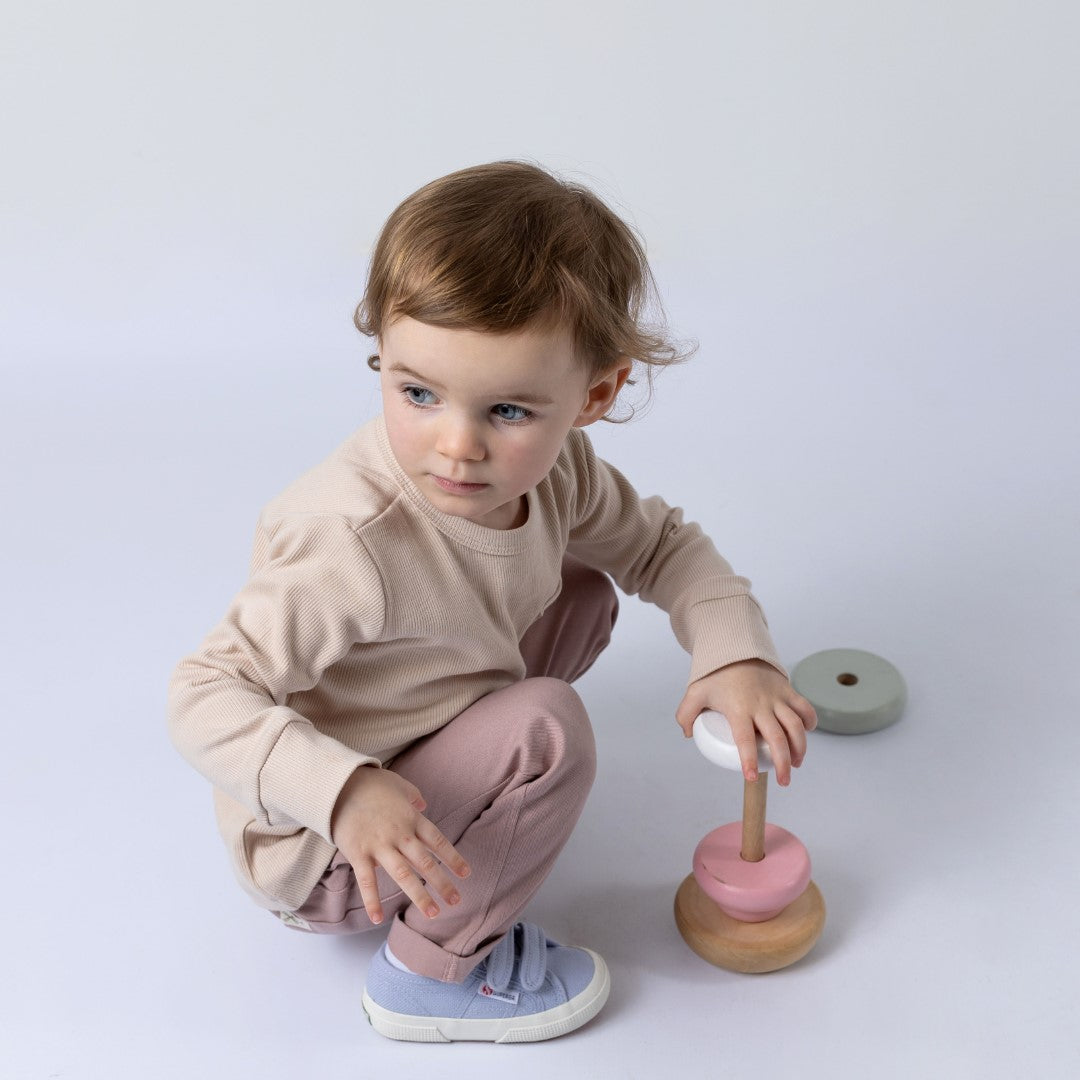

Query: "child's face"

xmin=379 ymin=316 xmax=621 ymax=530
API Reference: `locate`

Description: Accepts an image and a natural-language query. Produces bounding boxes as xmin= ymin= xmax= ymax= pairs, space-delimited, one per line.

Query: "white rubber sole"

xmin=362 ymin=949 xmax=610 ymax=1043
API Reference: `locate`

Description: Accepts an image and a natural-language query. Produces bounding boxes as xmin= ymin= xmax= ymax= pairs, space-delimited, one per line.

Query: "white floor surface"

xmin=3 ymin=324 xmax=1077 ymax=1078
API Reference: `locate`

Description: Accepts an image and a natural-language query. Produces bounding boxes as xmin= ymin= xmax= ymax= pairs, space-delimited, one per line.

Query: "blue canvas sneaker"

xmin=362 ymin=921 xmax=610 ymax=1043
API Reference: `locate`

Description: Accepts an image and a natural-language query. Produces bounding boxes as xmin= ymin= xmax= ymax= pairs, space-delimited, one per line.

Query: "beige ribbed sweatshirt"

xmin=168 ymin=416 xmax=782 ymax=910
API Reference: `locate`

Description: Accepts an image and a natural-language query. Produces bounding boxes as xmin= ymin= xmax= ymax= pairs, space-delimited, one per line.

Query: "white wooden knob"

xmin=692 ymin=710 xmax=774 ymax=773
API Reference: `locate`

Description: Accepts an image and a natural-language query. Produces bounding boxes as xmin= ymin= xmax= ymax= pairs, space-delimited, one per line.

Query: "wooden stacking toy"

xmin=674 ymin=711 xmax=825 ymax=973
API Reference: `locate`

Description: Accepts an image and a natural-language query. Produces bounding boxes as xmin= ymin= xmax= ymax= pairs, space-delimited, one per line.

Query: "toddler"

xmin=168 ymin=160 xmax=817 ymax=1043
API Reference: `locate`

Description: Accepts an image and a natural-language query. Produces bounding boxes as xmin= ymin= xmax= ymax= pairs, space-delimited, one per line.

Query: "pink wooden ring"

xmin=692 ymin=822 xmax=812 ymax=923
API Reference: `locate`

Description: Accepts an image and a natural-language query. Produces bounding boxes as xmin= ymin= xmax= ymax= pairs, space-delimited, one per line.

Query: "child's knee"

xmin=518 ymin=677 xmax=597 ymax=787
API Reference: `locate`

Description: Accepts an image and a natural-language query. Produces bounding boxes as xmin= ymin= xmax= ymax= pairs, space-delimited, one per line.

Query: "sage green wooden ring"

xmin=791 ymin=649 xmax=906 ymax=735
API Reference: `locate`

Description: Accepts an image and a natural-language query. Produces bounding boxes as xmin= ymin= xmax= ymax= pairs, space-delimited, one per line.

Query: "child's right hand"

xmin=330 ymin=765 xmax=471 ymax=925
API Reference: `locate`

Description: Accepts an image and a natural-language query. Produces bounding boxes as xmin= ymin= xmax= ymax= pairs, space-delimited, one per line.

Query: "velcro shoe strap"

xmin=517 ymin=922 xmax=548 ymax=992
xmin=483 ymin=922 xmax=549 ymax=993
xmin=485 ymin=925 xmax=517 ymax=991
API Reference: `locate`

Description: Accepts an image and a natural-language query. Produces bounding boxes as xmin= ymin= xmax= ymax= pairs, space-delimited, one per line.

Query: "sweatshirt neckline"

xmin=373 ymin=415 xmax=539 ymax=555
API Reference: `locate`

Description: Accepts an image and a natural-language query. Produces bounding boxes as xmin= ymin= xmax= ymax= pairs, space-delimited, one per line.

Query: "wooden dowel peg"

xmin=741 ymin=773 xmax=768 ymax=862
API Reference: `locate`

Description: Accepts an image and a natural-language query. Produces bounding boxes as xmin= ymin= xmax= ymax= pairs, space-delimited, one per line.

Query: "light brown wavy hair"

xmin=354 ymin=160 xmax=696 ymax=420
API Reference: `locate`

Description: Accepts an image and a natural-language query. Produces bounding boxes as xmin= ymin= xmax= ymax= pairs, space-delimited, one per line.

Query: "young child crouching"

xmin=168 ymin=160 xmax=816 ymax=1043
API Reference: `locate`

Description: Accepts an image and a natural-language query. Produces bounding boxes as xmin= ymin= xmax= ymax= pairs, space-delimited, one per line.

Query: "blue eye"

xmin=403 ymin=385 xmax=437 ymax=406
xmin=492 ymin=403 xmax=530 ymax=422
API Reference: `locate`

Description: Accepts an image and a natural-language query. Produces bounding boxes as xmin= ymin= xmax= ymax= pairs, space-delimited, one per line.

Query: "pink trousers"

xmin=287 ymin=556 xmax=618 ymax=983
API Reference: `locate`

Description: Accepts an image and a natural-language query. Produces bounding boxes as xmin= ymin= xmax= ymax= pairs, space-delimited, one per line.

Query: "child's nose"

xmin=435 ymin=415 xmax=486 ymax=462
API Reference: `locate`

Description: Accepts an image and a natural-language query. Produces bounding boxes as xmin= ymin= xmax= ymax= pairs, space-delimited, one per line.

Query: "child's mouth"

xmin=433 ymin=475 xmax=488 ymax=494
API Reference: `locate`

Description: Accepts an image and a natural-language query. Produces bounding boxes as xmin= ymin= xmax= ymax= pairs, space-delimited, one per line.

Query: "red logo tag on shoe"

xmin=478 ymin=983 xmax=520 ymax=1005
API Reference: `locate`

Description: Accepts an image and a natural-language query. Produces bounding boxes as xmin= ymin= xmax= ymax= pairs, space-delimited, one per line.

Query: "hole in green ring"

xmin=837 ymin=673 xmax=859 ymax=686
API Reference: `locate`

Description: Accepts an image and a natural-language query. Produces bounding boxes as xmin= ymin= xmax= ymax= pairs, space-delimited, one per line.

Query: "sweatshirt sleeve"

xmin=564 ymin=431 xmax=785 ymax=684
xmin=167 ymin=514 xmax=386 ymax=843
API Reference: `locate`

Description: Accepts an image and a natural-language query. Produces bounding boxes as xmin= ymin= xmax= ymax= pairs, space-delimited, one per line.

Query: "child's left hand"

xmin=675 ymin=659 xmax=818 ymax=787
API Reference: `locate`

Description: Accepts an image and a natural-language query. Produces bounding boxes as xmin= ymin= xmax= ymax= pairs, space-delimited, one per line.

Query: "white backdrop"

xmin=3 ymin=3 xmax=1078 ymax=1078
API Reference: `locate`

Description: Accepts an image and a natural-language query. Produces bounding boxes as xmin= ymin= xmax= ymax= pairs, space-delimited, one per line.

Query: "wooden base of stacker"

xmin=674 ymin=873 xmax=826 ymax=974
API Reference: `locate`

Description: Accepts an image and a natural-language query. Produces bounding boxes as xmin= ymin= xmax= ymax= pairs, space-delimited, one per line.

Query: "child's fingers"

xmin=352 ymin=856 xmax=386 ymax=925
xmin=759 ymin=715 xmax=793 ymax=786
xmin=399 ymin=777 xmax=427 ymax=812
xmin=745 ymin=708 xmax=792 ymax=786
xmin=347 ymin=844 xmax=443 ymax=923
xmin=383 ymin=849 xmax=441 ymax=919
xmin=791 ymin=691 xmax=818 ymax=732
xmin=727 ymin=714 xmax=761 ymax=782
xmin=415 ymin=817 xmax=471 ymax=880
xmin=399 ymin=833 xmax=465 ymax=909
xmin=673 ymin=692 xmax=702 ymax=738
xmin=776 ymin=703 xmax=809 ymax=767
xmin=380 ymin=817 xmax=469 ymax=918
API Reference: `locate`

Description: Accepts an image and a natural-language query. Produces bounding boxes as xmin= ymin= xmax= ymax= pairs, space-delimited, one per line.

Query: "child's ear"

xmin=573 ymin=360 xmax=633 ymax=428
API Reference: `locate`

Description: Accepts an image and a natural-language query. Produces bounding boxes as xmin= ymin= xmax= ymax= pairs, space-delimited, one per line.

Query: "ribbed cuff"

xmin=259 ymin=719 xmax=381 ymax=843
xmin=387 ymin=912 xmax=498 ymax=984
xmin=684 ymin=593 xmax=787 ymax=684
